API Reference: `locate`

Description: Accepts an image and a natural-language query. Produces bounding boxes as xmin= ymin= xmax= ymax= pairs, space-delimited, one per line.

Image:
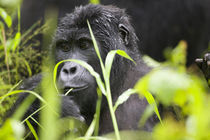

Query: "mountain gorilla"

xmin=8 ymin=4 xmax=157 ymax=135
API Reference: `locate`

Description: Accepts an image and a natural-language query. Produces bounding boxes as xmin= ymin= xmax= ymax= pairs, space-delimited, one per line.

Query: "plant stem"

xmin=1 ymin=28 xmax=11 ymax=83
xmin=94 ymin=88 xmax=102 ymax=136
xmin=106 ymin=80 xmax=121 ymax=140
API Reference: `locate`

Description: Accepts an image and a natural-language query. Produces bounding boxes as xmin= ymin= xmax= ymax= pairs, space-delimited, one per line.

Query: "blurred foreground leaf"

xmin=104 ymin=130 xmax=152 ymax=140
xmin=0 ymin=119 xmax=24 ymax=140
xmin=0 ymin=8 xmax=12 ymax=27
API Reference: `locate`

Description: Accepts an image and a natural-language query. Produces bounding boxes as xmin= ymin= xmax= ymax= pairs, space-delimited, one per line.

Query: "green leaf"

xmin=21 ymin=58 xmax=32 ymax=77
xmin=171 ymin=41 xmax=187 ymax=66
xmin=114 ymin=50 xmax=135 ymax=63
xmin=105 ymin=50 xmax=135 ymax=81
xmin=12 ymin=94 xmax=37 ymax=120
xmin=148 ymin=69 xmax=189 ymax=105
xmin=0 ymin=80 xmax=21 ymax=104
xmin=26 ymin=120 xmax=39 ymax=140
xmin=143 ymin=90 xmax=162 ymax=124
xmin=84 ymin=116 xmax=96 ymax=139
xmin=12 ymin=32 xmax=21 ymax=51
xmin=22 ymin=105 xmax=46 ymax=125
xmin=139 ymin=105 xmax=155 ymax=127
xmin=0 ymin=8 xmax=12 ymax=27
xmin=142 ymin=55 xmax=160 ymax=68
xmin=0 ymin=119 xmax=25 ymax=140
xmin=135 ymin=75 xmax=162 ymax=124
xmin=76 ymin=136 xmax=111 ymax=140
xmin=89 ymin=0 xmax=100 ymax=4
xmin=164 ymin=40 xmax=187 ymax=69
xmin=4 ymin=32 xmax=21 ymax=52
xmin=153 ymin=119 xmax=186 ymax=140
xmin=0 ymin=90 xmax=47 ymax=104
xmin=103 ymin=130 xmax=152 ymax=140
xmin=64 ymin=88 xmax=73 ymax=96
xmin=87 ymin=20 xmax=105 ymax=75
xmin=30 ymin=116 xmax=45 ymax=131
xmin=94 ymin=88 xmax=102 ymax=136
xmin=114 ymin=89 xmax=136 ymax=112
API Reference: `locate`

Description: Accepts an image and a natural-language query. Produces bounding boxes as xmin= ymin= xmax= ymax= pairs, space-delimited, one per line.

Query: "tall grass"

xmin=1 ymin=2 xmax=210 ymax=140
xmin=0 ymin=5 xmax=46 ymax=126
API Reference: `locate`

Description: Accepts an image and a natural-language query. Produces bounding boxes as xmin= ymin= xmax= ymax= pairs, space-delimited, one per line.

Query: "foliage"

xmin=89 ymin=0 xmax=100 ymax=4
xmin=136 ymin=41 xmax=210 ymax=140
xmin=0 ymin=2 xmax=45 ymax=132
xmin=0 ymin=1 xmax=210 ymax=140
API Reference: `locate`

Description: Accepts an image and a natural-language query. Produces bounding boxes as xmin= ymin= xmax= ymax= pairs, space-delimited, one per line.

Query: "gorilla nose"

xmin=62 ymin=66 xmax=77 ymax=75
xmin=62 ymin=66 xmax=76 ymax=74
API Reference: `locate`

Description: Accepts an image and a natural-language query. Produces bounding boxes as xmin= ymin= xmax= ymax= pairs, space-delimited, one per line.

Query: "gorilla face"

xmin=55 ymin=35 xmax=97 ymax=93
xmin=54 ymin=29 xmax=100 ymax=117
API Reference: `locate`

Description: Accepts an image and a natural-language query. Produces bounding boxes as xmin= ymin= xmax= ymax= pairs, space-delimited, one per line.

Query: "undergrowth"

xmin=1 ymin=1 xmax=210 ymax=140
xmin=0 ymin=5 xmax=46 ymax=124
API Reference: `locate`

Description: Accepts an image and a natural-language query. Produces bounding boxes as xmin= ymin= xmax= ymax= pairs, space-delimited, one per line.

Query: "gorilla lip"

xmin=63 ymin=85 xmax=88 ymax=93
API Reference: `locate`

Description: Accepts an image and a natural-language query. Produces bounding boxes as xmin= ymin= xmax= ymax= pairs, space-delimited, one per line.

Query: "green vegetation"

xmin=89 ymin=0 xmax=100 ymax=4
xmin=0 ymin=3 xmax=45 ymax=127
xmin=138 ymin=41 xmax=210 ymax=139
xmin=0 ymin=2 xmax=210 ymax=140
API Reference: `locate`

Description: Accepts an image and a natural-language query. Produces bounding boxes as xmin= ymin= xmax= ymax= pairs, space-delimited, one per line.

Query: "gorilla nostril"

xmin=70 ymin=67 xmax=77 ymax=74
xmin=63 ymin=69 xmax=69 ymax=74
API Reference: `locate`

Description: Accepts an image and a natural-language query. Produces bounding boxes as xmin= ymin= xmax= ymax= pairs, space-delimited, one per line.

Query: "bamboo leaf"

xmin=134 ymin=76 xmax=162 ymax=124
xmin=26 ymin=120 xmax=39 ymax=140
xmin=105 ymin=50 xmax=135 ymax=81
xmin=0 ymin=8 xmax=12 ymax=27
xmin=12 ymin=32 xmax=21 ymax=52
xmin=114 ymin=89 xmax=136 ymax=112
xmin=84 ymin=116 xmax=96 ymax=139
xmin=87 ymin=20 xmax=106 ymax=79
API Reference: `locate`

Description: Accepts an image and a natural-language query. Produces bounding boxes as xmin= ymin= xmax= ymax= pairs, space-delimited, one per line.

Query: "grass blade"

xmin=94 ymin=88 xmax=102 ymax=136
xmin=135 ymin=77 xmax=162 ymax=124
xmin=105 ymin=50 xmax=135 ymax=80
xmin=26 ymin=120 xmax=39 ymax=140
xmin=0 ymin=8 xmax=12 ymax=27
xmin=84 ymin=117 xmax=96 ymax=140
xmin=0 ymin=90 xmax=47 ymax=104
xmin=87 ymin=20 xmax=106 ymax=78
xmin=113 ymin=89 xmax=136 ymax=112
xmin=12 ymin=32 xmax=21 ymax=52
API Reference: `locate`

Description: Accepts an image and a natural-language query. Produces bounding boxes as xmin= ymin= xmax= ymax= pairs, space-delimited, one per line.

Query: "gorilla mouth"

xmin=63 ymin=85 xmax=88 ymax=94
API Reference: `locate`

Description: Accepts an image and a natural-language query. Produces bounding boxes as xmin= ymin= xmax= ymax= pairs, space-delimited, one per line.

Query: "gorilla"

xmin=8 ymin=4 xmax=157 ymax=136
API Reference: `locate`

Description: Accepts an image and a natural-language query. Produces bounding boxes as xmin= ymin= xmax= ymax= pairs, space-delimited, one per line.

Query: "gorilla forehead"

xmin=57 ymin=4 xmax=128 ymax=32
xmin=53 ymin=4 xmax=139 ymax=56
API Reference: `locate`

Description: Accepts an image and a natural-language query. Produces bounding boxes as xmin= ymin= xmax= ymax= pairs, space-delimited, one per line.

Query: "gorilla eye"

xmin=78 ymin=39 xmax=91 ymax=50
xmin=57 ymin=42 xmax=70 ymax=52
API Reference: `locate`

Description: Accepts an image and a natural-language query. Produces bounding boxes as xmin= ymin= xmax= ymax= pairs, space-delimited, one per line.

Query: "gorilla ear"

xmin=119 ymin=24 xmax=129 ymax=45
